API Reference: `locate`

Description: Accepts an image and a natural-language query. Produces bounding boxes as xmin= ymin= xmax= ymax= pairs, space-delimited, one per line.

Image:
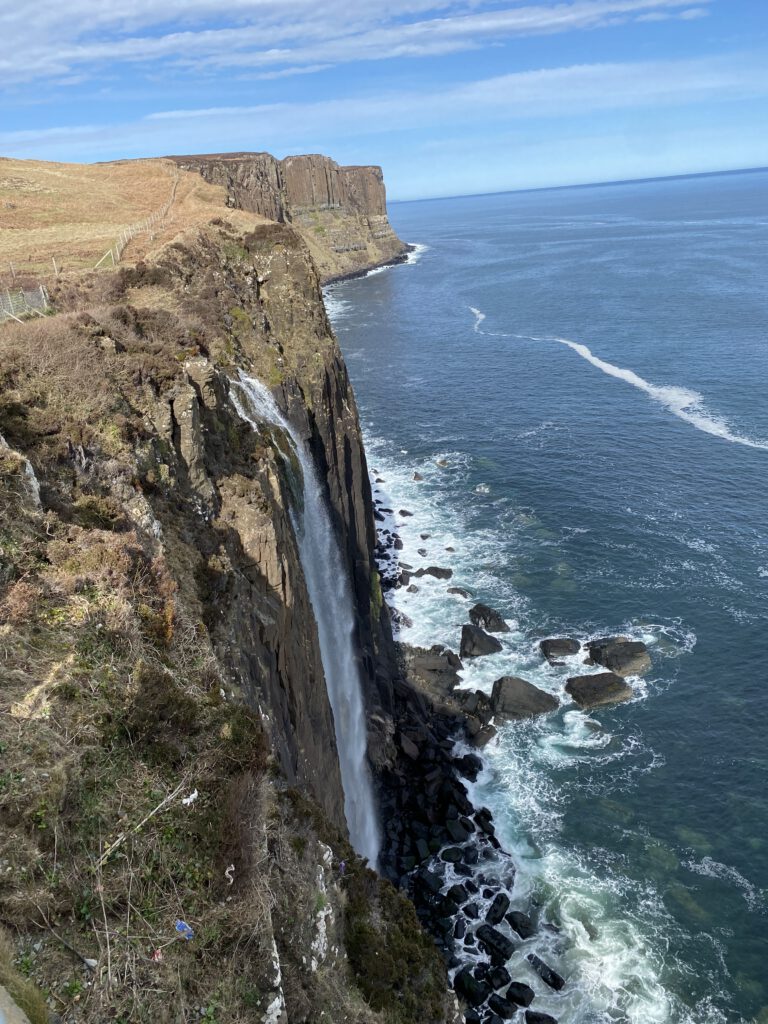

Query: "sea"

xmin=323 ymin=168 xmax=768 ymax=1024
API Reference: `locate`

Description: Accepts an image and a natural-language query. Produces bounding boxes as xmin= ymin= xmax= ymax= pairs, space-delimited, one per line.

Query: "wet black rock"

xmin=525 ymin=1013 xmax=559 ymax=1024
xmin=587 ymin=637 xmax=651 ymax=677
xmin=420 ymin=532 xmax=430 ymax=539
xmin=455 ymin=752 xmax=483 ymax=782
xmin=442 ymin=847 xmax=464 ymax=864
xmin=487 ymin=994 xmax=517 ymax=1019
xmin=486 ymin=893 xmax=511 ymax=925
xmin=491 ymin=676 xmax=559 ymax=720
xmin=506 ymin=910 xmax=536 ymax=940
xmin=399 ymin=509 xmax=414 ymax=517
xmin=565 ymin=672 xmax=633 ymax=708
xmin=446 ymin=818 xmax=472 ymax=843
xmin=526 ymin=953 xmax=565 ymax=991
xmin=506 ymin=982 xmax=535 ymax=1006
xmin=461 ymin=625 xmax=504 ymax=658
xmin=539 ymin=637 xmax=580 ymax=663
xmin=448 ymin=586 xmax=472 ymax=598
xmin=406 ymin=583 xmax=419 ymax=593
xmin=476 ymin=924 xmax=516 ymax=963
xmin=453 ymin=967 xmax=492 ymax=1007
xmin=464 ymin=902 xmax=480 ymax=920
xmin=488 ymin=965 xmax=511 ymax=990
xmin=415 ymin=565 xmax=454 ymax=580
xmin=413 ymin=472 xmax=424 ymax=481
xmin=469 ymin=603 xmax=510 ymax=633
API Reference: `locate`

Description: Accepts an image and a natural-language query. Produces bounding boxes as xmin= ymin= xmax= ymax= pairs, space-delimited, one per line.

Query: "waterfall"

xmin=232 ymin=374 xmax=381 ymax=866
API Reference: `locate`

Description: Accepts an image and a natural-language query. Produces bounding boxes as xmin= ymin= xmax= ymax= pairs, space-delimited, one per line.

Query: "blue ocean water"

xmin=324 ymin=169 xmax=768 ymax=1024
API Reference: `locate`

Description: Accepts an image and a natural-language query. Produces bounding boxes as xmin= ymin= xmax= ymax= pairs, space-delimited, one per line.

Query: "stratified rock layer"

xmin=170 ymin=151 xmax=410 ymax=282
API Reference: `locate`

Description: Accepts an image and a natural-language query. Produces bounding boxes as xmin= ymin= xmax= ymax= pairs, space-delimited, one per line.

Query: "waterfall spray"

xmin=232 ymin=374 xmax=381 ymax=866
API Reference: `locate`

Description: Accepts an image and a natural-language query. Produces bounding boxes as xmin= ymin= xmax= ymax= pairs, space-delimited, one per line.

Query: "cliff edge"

xmin=170 ymin=152 xmax=410 ymax=282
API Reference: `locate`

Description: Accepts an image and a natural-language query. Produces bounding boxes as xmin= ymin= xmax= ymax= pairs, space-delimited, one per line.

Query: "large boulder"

xmin=526 ymin=1014 xmax=559 ymax=1024
xmin=406 ymin=644 xmax=463 ymax=692
xmin=476 ymin=924 xmax=516 ymax=963
xmin=487 ymin=994 xmax=518 ymax=1019
xmin=506 ymin=910 xmax=536 ymax=939
xmin=469 ymin=603 xmax=510 ymax=633
xmin=526 ymin=953 xmax=565 ymax=991
xmin=453 ymin=967 xmax=492 ymax=1007
xmin=461 ymin=625 xmax=503 ymax=658
xmin=539 ymin=637 xmax=580 ymax=663
xmin=491 ymin=677 xmax=559 ymax=719
xmin=414 ymin=565 xmax=453 ymax=580
xmin=486 ymin=892 xmax=511 ymax=925
xmin=587 ymin=637 xmax=651 ymax=677
xmin=565 ymin=672 xmax=633 ymax=709
xmin=506 ymin=982 xmax=535 ymax=1006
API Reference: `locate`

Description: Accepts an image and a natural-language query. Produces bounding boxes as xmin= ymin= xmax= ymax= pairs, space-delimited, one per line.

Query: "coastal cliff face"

xmin=0 ymin=216 xmax=449 ymax=1023
xmin=171 ymin=152 xmax=409 ymax=282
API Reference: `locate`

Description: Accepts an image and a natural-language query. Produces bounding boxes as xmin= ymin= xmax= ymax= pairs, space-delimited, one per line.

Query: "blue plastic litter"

xmin=175 ymin=919 xmax=194 ymax=941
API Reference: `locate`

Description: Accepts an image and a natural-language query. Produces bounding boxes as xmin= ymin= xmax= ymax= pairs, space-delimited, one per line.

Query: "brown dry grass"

xmin=0 ymin=157 xmax=260 ymax=285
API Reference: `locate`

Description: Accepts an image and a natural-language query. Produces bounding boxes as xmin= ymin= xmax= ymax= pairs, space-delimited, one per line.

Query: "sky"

xmin=1 ymin=0 xmax=767 ymax=199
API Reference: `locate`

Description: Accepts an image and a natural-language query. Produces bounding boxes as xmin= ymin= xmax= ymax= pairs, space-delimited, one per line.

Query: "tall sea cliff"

xmin=0 ymin=156 xmax=453 ymax=1024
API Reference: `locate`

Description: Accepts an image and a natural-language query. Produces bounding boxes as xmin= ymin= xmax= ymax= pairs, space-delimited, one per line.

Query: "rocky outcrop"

xmin=469 ymin=603 xmax=510 ymax=633
xmin=491 ymin=676 xmax=559 ymax=720
xmin=539 ymin=637 xmax=580 ymax=663
xmin=460 ymin=624 xmax=503 ymax=658
xmin=566 ymin=672 xmax=634 ymax=708
xmin=170 ymin=152 xmax=410 ymax=283
xmin=587 ymin=637 xmax=651 ymax=676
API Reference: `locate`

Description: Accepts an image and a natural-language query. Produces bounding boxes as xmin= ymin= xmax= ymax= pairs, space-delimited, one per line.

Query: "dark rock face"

xmin=526 ymin=1013 xmax=559 ymax=1024
xmin=461 ymin=625 xmax=504 ymax=658
xmin=539 ymin=637 xmax=580 ymax=663
xmin=565 ymin=672 xmax=633 ymax=708
xmin=587 ymin=637 xmax=651 ymax=677
xmin=526 ymin=954 xmax=565 ymax=991
xmin=170 ymin=151 xmax=409 ymax=283
xmin=448 ymin=586 xmax=472 ymax=598
xmin=469 ymin=603 xmax=510 ymax=633
xmin=491 ymin=676 xmax=559 ymax=719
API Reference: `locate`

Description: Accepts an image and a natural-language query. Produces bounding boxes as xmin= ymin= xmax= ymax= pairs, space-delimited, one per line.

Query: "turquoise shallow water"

xmin=324 ymin=170 xmax=768 ymax=1023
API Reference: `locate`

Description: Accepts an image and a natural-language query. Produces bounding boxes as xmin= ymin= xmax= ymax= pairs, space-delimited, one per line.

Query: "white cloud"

xmin=0 ymin=0 xmax=714 ymax=84
xmin=3 ymin=51 xmax=763 ymax=161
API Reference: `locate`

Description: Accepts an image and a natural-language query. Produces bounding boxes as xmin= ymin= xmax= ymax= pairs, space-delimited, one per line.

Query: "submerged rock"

xmin=565 ymin=672 xmax=633 ymax=709
xmin=506 ymin=910 xmax=536 ymax=940
xmin=539 ymin=637 xmax=580 ymax=663
xmin=469 ymin=603 xmax=510 ymax=633
xmin=460 ymin=625 xmax=503 ymax=658
xmin=587 ymin=637 xmax=651 ymax=676
xmin=448 ymin=586 xmax=472 ymax=598
xmin=526 ymin=1013 xmax=559 ymax=1024
xmin=491 ymin=676 xmax=559 ymax=719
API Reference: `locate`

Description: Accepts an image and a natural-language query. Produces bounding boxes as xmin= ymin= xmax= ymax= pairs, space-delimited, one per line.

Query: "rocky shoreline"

xmin=372 ymin=479 xmax=653 ymax=1024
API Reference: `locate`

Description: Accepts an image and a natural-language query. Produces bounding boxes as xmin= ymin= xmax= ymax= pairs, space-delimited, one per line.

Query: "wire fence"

xmin=0 ymin=284 xmax=49 ymax=324
xmin=94 ymin=169 xmax=180 ymax=269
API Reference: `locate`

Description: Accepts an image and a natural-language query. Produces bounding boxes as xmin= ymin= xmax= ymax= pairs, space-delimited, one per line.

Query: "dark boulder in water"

xmin=415 ymin=565 xmax=453 ymax=580
xmin=448 ymin=586 xmax=472 ymax=598
xmin=391 ymin=609 xmax=414 ymax=630
xmin=461 ymin=624 xmax=503 ymax=658
xmin=476 ymin=924 xmax=516 ymax=963
xmin=525 ymin=1013 xmax=559 ymax=1024
xmin=488 ymin=965 xmax=511 ymax=990
xmin=506 ymin=982 xmax=535 ymax=1006
xmin=469 ymin=602 xmax=510 ymax=633
xmin=565 ymin=672 xmax=633 ymax=708
xmin=526 ymin=953 xmax=565 ymax=990
xmin=454 ymin=752 xmax=483 ymax=782
xmin=453 ymin=966 xmax=491 ymax=1007
xmin=486 ymin=892 xmax=511 ymax=925
xmin=506 ymin=910 xmax=536 ymax=940
xmin=491 ymin=676 xmax=559 ymax=719
xmin=539 ymin=637 xmax=580 ymax=663
xmin=587 ymin=636 xmax=651 ymax=677
xmin=487 ymin=994 xmax=518 ymax=1019
xmin=398 ymin=508 xmax=414 ymax=517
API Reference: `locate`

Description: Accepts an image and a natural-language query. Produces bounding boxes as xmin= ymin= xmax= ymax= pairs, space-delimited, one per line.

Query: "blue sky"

xmin=1 ymin=0 xmax=766 ymax=199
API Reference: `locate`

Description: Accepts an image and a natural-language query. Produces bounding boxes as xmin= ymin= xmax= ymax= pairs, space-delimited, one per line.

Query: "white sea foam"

xmin=468 ymin=305 xmax=768 ymax=452
xmin=406 ymin=242 xmax=429 ymax=264
xmin=685 ymin=857 xmax=766 ymax=913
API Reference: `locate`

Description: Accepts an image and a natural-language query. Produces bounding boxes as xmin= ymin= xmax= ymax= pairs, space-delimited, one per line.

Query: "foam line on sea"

xmin=468 ymin=306 xmax=768 ymax=452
